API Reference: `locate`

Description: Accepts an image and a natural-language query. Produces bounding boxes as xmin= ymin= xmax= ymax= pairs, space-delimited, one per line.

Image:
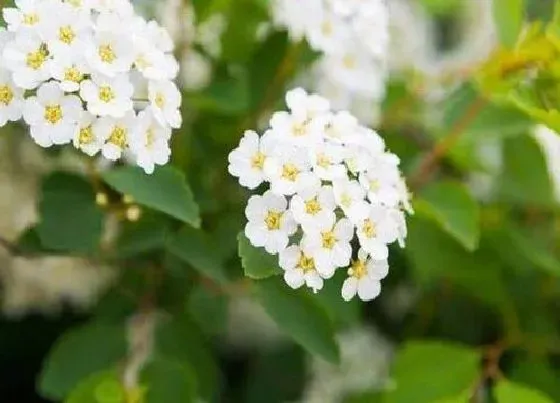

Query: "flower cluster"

xmin=0 ymin=0 xmax=182 ymax=174
xmin=228 ymin=88 xmax=411 ymax=302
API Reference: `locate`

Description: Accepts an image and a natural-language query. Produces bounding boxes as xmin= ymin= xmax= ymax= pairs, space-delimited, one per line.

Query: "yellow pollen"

xmin=370 ymin=179 xmax=380 ymax=191
xmin=58 ymin=26 xmax=76 ymax=44
xmin=305 ymin=198 xmax=322 ymax=215
xmin=108 ymin=126 xmax=127 ymax=148
xmin=321 ymin=21 xmax=333 ymax=36
xmin=281 ymin=164 xmax=299 ymax=181
xmin=26 ymin=47 xmax=48 ymax=70
xmin=44 ymin=105 xmax=62 ymax=124
xmin=65 ymin=0 xmax=82 ymax=6
xmin=291 ymin=122 xmax=307 ymax=136
xmin=98 ymin=44 xmax=116 ymax=63
xmin=362 ymin=219 xmax=376 ymax=238
xmin=251 ymin=152 xmax=265 ymax=169
xmin=351 ymin=260 xmax=367 ymax=279
xmin=154 ymin=93 xmax=165 ymax=108
xmin=79 ymin=125 xmax=93 ymax=145
xmin=264 ymin=210 xmax=282 ymax=231
xmin=146 ymin=128 xmax=155 ymax=147
xmin=316 ymin=153 xmax=330 ymax=168
xmin=321 ymin=231 xmax=337 ymax=249
xmin=340 ymin=193 xmax=352 ymax=208
xmin=23 ymin=13 xmax=39 ymax=25
xmin=64 ymin=66 xmax=83 ymax=83
xmin=135 ymin=55 xmax=151 ymax=69
xmin=98 ymin=86 xmax=115 ymax=103
xmin=297 ymin=253 xmax=315 ymax=273
xmin=0 ymin=85 xmax=14 ymax=105
xmin=343 ymin=55 xmax=356 ymax=69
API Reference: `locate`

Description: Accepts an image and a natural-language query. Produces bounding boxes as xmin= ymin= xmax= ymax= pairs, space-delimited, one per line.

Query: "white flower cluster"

xmin=0 ymin=0 xmax=182 ymax=174
xmin=228 ymin=88 xmax=410 ymax=302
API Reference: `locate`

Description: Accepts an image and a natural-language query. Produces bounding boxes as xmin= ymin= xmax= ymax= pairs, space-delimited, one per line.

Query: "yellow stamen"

xmin=316 ymin=153 xmax=330 ymax=168
xmin=79 ymin=125 xmax=93 ymax=145
xmin=98 ymin=44 xmax=116 ymax=63
xmin=350 ymin=260 xmax=367 ymax=279
xmin=362 ymin=219 xmax=376 ymax=238
xmin=281 ymin=164 xmax=299 ymax=181
xmin=59 ymin=26 xmax=75 ymax=44
xmin=305 ymin=198 xmax=322 ymax=215
xmin=44 ymin=105 xmax=62 ymax=124
xmin=154 ymin=93 xmax=165 ymax=108
xmin=264 ymin=210 xmax=282 ymax=231
xmin=26 ymin=47 xmax=47 ymax=70
xmin=321 ymin=231 xmax=337 ymax=249
xmin=108 ymin=126 xmax=127 ymax=148
xmin=298 ymin=253 xmax=315 ymax=273
xmin=98 ymin=86 xmax=115 ymax=103
xmin=23 ymin=13 xmax=39 ymax=25
xmin=64 ymin=66 xmax=83 ymax=83
xmin=0 ymin=85 xmax=14 ymax=106
xmin=251 ymin=152 xmax=265 ymax=169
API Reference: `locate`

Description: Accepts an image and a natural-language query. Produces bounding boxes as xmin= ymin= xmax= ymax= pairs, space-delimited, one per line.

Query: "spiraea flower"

xmin=0 ymin=0 xmax=182 ymax=174
xmin=229 ymin=88 xmax=411 ymax=301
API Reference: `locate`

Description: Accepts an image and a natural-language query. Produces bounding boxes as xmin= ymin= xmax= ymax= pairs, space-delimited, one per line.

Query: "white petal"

xmin=357 ymin=278 xmax=381 ymax=301
xmin=284 ymin=269 xmax=305 ymax=289
xmin=341 ymin=277 xmax=358 ymax=301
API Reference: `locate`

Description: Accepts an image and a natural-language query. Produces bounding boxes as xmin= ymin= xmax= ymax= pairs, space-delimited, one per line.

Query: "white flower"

xmin=94 ymin=110 xmax=136 ymax=160
xmin=0 ymin=70 xmax=24 ymax=127
xmin=148 ymin=79 xmax=181 ymax=128
xmin=244 ymin=191 xmax=297 ymax=255
xmin=279 ymin=244 xmax=324 ymax=293
xmin=85 ymin=30 xmax=134 ymax=76
xmin=358 ymin=158 xmax=402 ymax=208
xmin=309 ymin=142 xmax=347 ymax=180
xmin=50 ymin=51 xmax=90 ymax=92
xmin=333 ymin=179 xmax=370 ymax=223
xmin=73 ymin=112 xmax=103 ymax=156
xmin=342 ymin=249 xmax=388 ymax=302
xmin=40 ymin=2 xmax=91 ymax=55
xmin=264 ymin=145 xmax=316 ymax=196
xmin=303 ymin=216 xmax=354 ymax=277
xmin=129 ymin=108 xmax=171 ymax=174
xmin=3 ymin=33 xmax=51 ymax=89
xmin=307 ymin=8 xmax=350 ymax=55
xmin=80 ymin=73 xmax=133 ymax=117
xmin=228 ymin=130 xmax=277 ymax=190
xmin=323 ymin=110 xmax=359 ymax=143
xmin=356 ymin=205 xmax=400 ymax=260
xmin=3 ymin=0 xmax=50 ymax=33
xmin=290 ymin=182 xmax=336 ymax=232
xmin=23 ymin=82 xmax=82 ymax=147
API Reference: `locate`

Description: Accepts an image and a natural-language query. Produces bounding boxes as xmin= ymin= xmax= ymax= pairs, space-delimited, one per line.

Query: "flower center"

xmin=26 ymin=47 xmax=48 ymax=70
xmin=281 ymin=163 xmax=299 ymax=181
xmin=155 ymin=93 xmax=165 ymax=108
xmin=44 ymin=105 xmax=62 ymax=124
xmin=316 ymin=153 xmax=330 ymax=168
xmin=64 ymin=66 xmax=83 ymax=83
xmin=98 ymin=86 xmax=115 ymax=103
xmin=264 ymin=210 xmax=282 ymax=231
xmin=0 ymin=85 xmax=14 ymax=105
xmin=291 ymin=122 xmax=307 ymax=137
xmin=321 ymin=231 xmax=337 ymax=249
xmin=340 ymin=193 xmax=352 ymax=208
xmin=79 ymin=125 xmax=93 ymax=145
xmin=23 ymin=13 xmax=39 ymax=25
xmin=108 ymin=126 xmax=127 ymax=148
xmin=350 ymin=260 xmax=367 ymax=279
xmin=321 ymin=20 xmax=333 ymax=36
xmin=251 ymin=152 xmax=265 ymax=169
xmin=98 ymin=44 xmax=116 ymax=63
xmin=343 ymin=55 xmax=356 ymax=69
xmin=369 ymin=179 xmax=380 ymax=192
xmin=146 ymin=128 xmax=155 ymax=147
xmin=362 ymin=219 xmax=376 ymax=239
xmin=305 ymin=198 xmax=322 ymax=215
xmin=59 ymin=26 xmax=76 ymax=44
xmin=135 ymin=55 xmax=151 ymax=69
xmin=298 ymin=253 xmax=315 ymax=273
xmin=65 ymin=0 xmax=82 ymax=6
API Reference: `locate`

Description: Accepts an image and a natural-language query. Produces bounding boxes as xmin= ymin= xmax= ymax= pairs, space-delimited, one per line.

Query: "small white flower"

xmin=244 ymin=191 xmax=297 ymax=255
xmin=309 ymin=141 xmax=347 ymax=180
xmin=73 ymin=112 xmax=103 ymax=156
xmin=50 ymin=51 xmax=90 ymax=92
xmin=333 ymin=179 xmax=370 ymax=223
xmin=303 ymin=216 xmax=354 ymax=277
xmin=359 ymin=158 xmax=402 ymax=208
xmin=85 ymin=30 xmax=134 ymax=77
xmin=228 ymin=130 xmax=277 ymax=190
xmin=129 ymin=108 xmax=172 ymax=174
xmin=23 ymin=82 xmax=82 ymax=147
xmin=3 ymin=0 xmax=50 ymax=33
xmin=342 ymin=249 xmax=388 ymax=302
xmin=0 ymin=69 xmax=24 ymax=127
xmin=94 ymin=110 xmax=136 ymax=160
xmin=3 ymin=33 xmax=51 ymax=89
xmin=290 ymin=182 xmax=336 ymax=232
xmin=356 ymin=205 xmax=400 ymax=260
xmin=307 ymin=9 xmax=350 ymax=55
xmin=40 ymin=2 xmax=91 ymax=56
xmin=279 ymin=244 xmax=324 ymax=293
xmin=80 ymin=73 xmax=133 ymax=117
xmin=148 ymin=79 xmax=181 ymax=128
xmin=264 ymin=145 xmax=316 ymax=196
xmin=323 ymin=110 xmax=359 ymax=143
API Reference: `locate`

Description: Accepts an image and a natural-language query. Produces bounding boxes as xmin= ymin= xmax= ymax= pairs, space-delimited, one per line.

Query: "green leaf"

xmin=115 ymin=213 xmax=170 ymax=259
xmin=188 ymin=285 xmax=228 ymax=335
xmin=141 ymin=357 xmax=197 ymax=403
xmin=255 ymin=277 xmax=339 ymax=364
xmin=166 ymin=226 xmax=228 ymax=283
xmin=66 ymin=370 xmax=126 ymax=403
xmin=415 ymin=181 xmax=480 ymax=251
xmin=495 ymin=379 xmax=554 ymax=403
xmin=39 ymin=321 xmax=127 ymax=400
xmin=511 ymin=357 xmax=560 ymax=401
xmin=238 ymin=232 xmax=282 ymax=279
xmin=102 ymin=166 xmax=200 ymax=226
xmin=384 ymin=341 xmax=479 ymax=403
xmin=37 ymin=172 xmax=103 ymax=253
xmin=493 ymin=0 xmax=525 ymax=48
xmin=186 ymin=71 xmax=250 ymax=116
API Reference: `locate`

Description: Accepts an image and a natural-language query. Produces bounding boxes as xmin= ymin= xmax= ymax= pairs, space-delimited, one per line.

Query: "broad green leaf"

xmin=495 ymin=379 xmax=554 ymax=403
xmin=115 ymin=213 xmax=170 ymax=259
xmin=415 ymin=181 xmax=480 ymax=251
xmin=255 ymin=277 xmax=339 ymax=364
xmin=66 ymin=370 xmax=126 ymax=403
xmin=166 ymin=226 xmax=228 ymax=283
xmin=238 ymin=232 xmax=282 ymax=279
xmin=102 ymin=166 xmax=200 ymax=227
xmin=39 ymin=321 xmax=127 ymax=400
xmin=141 ymin=357 xmax=197 ymax=403
xmin=433 ymin=390 xmax=471 ymax=403
xmin=511 ymin=357 xmax=560 ymax=401
xmin=493 ymin=0 xmax=525 ymax=48
xmin=186 ymin=71 xmax=250 ymax=116
xmin=37 ymin=172 xmax=103 ymax=253
xmin=384 ymin=341 xmax=479 ymax=403
xmin=188 ymin=285 xmax=228 ymax=335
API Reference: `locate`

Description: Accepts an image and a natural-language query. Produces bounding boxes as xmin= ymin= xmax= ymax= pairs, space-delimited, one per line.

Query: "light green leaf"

xmin=39 ymin=321 xmax=127 ymax=400
xmin=495 ymin=379 xmax=554 ymax=403
xmin=66 ymin=370 xmax=126 ymax=403
xmin=511 ymin=357 xmax=560 ymax=401
xmin=416 ymin=181 xmax=480 ymax=251
xmin=102 ymin=166 xmax=200 ymax=226
xmin=238 ymin=232 xmax=282 ymax=279
xmin=37 ymin=172 xmax=103 ymax=253
xmin=141 ymin=357 xmax=197 ymax=403
xmin=166 ymin=226 xmax=228 ymax=283
xmin=384 ymin=341 xmax=479 ymax=403
xmin=493 ymin=0 xmax=525 ymax=48
xmin=255 ymin=277 xmax=339 ymax=364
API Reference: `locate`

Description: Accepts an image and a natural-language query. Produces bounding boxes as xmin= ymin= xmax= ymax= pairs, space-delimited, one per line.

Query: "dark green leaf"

xmin=238 ymin=232 xmax=282 ymax=279
xmin=116 ymin=213 xmax=170 ymax=259
xmin=141 ymin=357 xmax=197 ymax=403
xmin=494 ymin=379 xmax=553 ymax=403
xmin=511 ymin=358 xmax=560 ymax=402
xmin=187 ymin=284 xmax=228 ymax=335
xmin=66 ymin=370 xmax=125 ymax=403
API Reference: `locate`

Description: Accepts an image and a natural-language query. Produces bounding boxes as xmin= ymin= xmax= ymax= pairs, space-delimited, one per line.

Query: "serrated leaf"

xmin=65 ymin=370 xmax=126 ymax=403
xmin=493 ymin=0 xmax=525 ymax=48
xmin=141 ymin=357 xmax=197 ymax=403
xmin=495 ymin=379 xmax=554 ymax=403
xmin=384 ymin=341 xmax=479 ymax=403
xmin=39 ymin=321 xmax=127 ymax=400
xmin=416 ymin=181 xmax=480 ymax=251
xmin=255 ymin=277 xmax=339 ymax=363
xmin=238 ymin=232 xmax=282 ymax=279
xmin=37 ymin=172 xmax=103 ymax=253
xmin=166 ymin=226 xmax=228 ymax=283
xmin=102 ymin=166 xmax=200 ymax=226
